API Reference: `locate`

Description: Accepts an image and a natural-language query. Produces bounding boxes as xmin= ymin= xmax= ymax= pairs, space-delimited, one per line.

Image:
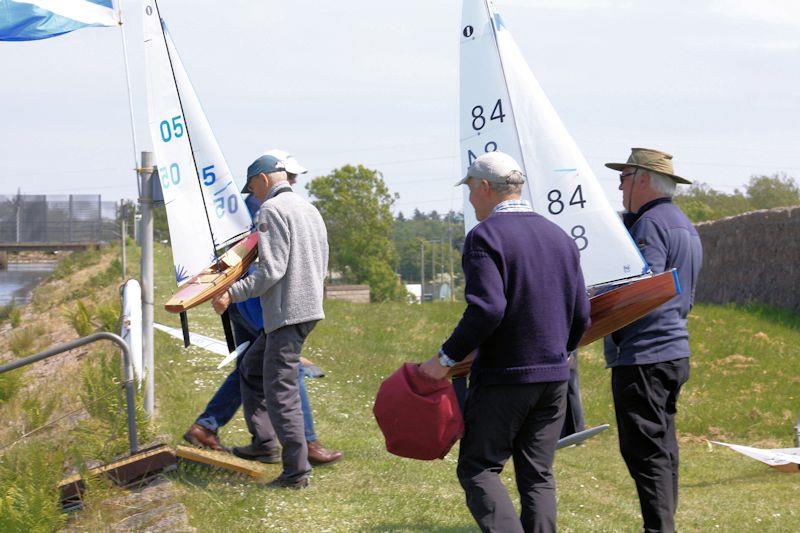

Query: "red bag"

xmin=373 ymin=362 xmax=464 ymax=460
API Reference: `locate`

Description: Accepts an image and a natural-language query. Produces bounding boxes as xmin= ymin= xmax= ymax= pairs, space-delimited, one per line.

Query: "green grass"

xmin=141 ymin=239 xmax=800 ymax=532
xmin=4 ymin=240 xmax=800 ymax=531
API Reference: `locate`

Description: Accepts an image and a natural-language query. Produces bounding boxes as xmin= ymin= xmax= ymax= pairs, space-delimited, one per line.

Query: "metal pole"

xmin=420 ymin=241 xmax=425 ymax=304
xmin=0 ymin=332 xmax=138 ymax=453
xmin=68 ymin=195 xmax=73 ymax=243
xmin=138 ymin=152 xmax=155 ymax=416
xmin=448 ymin=215 xmax=455 ymax=302
xmin=120 ymin=201 xmax=127 ymax=279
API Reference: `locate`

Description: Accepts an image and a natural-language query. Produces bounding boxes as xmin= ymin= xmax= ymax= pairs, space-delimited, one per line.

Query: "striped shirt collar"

xmin=492 ymin=199 xmax=533 ymax=214
xmin=267 ymin=182 xmax=292 ymax=200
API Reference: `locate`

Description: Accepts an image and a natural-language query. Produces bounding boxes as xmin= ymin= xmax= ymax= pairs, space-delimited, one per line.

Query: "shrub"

xmin=0 ymin=370 xmax=23 ymax=403
xmin=65 ymin=300 xmax=94 ymax=337
xmin=8 ymin=326 xmax=43 ymax=356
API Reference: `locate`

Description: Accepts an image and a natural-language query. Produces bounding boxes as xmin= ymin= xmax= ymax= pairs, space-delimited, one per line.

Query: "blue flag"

xmin=0 ymin=0 xmax=117 ymax=41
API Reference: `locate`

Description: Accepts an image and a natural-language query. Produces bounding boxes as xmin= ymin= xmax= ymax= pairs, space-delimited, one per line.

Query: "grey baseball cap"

xmin=456 ymin=151 xmax=525 ymax=186
xmin=241 ymin=154 xmax=286 ymax=193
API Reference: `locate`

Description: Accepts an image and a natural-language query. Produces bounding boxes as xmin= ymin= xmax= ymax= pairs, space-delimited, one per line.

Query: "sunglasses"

xmin=619 ymin=170 xmax=637 ymax=185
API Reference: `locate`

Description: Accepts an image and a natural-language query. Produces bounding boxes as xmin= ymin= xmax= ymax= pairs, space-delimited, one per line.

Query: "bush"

xmin=65 ymin=300 xmax=93 ymax=337
xmin=0 ymin=370 xmax=23 ymax=403
xmin=8 ymin=326 xmax=43 ymax=356
xmin=94 ymin=300 xmax=120 ymax=332
xmin=0 ymin=299 xmax=21 ymax=328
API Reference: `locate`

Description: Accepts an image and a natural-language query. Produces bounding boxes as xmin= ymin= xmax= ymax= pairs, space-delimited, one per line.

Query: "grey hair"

xmin=489 ymin=170 xmax=525 ymax=196
xmin=648 ymin=171 xmax=676 ymax=197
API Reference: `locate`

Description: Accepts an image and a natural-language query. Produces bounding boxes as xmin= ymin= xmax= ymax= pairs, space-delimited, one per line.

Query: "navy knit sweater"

xmin=442 ymin=211 xmax=591 ymax=386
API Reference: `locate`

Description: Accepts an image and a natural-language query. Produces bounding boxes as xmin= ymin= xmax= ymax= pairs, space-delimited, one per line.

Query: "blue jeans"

xmin=194 ymin=306 xmax=317 ymax=442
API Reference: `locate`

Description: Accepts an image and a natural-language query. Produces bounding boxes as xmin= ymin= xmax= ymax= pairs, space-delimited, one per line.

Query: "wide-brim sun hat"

xmin=605 ymin=147 xmax=691 ymax=185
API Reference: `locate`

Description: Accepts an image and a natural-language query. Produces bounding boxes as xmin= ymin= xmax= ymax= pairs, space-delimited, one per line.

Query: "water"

xmin=0 ymin=262 xmax=57 ymax=305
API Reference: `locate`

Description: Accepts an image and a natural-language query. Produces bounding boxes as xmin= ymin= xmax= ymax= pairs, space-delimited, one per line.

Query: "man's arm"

xmin=567 ymin=259 xmax=591 ymax=352
xmin=228 ymin=206 xmax=290 ymax=303
xmin=632 ymin=218 xmax=668 ymax=274
xmin=440 ymin=246 xmax=506 ymax=362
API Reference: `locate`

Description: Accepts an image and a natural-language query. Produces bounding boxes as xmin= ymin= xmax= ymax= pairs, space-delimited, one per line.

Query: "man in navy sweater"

xmin=420 ymin=151 xmax=590 ymax=532
xmin=604 ymin=148 xmax=702 ymax=533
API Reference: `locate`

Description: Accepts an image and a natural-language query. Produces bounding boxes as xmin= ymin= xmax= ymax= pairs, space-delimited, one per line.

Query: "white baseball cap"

xmin=456 ymin=151 xmax=524 ymax=186
xmin=262 ymin=149 xmax=308 ymax=175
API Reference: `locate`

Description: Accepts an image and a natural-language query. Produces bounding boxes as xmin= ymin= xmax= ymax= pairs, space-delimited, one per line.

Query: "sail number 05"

xmin=159 ymin=115 xmax=185 ymax=143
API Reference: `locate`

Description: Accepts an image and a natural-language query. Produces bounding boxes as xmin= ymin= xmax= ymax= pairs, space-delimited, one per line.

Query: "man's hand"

xmin=418 ymin=354 xmax=450 ymax=381
xmin=212 ymin=291 xmax=231 ymax=315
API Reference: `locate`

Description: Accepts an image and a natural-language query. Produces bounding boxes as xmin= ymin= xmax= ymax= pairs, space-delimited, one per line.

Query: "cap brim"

xmin=455 ymin=175 xmax=470 ymax=187
xmin=284 ymin=163 xmax=308 ymax=175
xmin=605 ymin=163 xmax=692 ymax=185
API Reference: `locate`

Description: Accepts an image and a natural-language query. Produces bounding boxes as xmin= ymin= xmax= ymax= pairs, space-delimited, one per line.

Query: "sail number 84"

xmin=548 ymin=185 xmax=588 ymax=251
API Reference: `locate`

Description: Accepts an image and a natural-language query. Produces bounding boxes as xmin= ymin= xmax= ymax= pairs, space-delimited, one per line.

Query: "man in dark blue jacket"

xmin=420 ymin=151 xmax=590 ymax=532
xmin=604 ymin=148 xmax=702 ymax=533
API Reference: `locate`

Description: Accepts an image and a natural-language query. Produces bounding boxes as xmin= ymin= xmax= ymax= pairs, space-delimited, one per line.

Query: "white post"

xmin=138 ymin=152 xmax=155 ymax=416
xmin=120 ymin=201 xmax=127 ymax=279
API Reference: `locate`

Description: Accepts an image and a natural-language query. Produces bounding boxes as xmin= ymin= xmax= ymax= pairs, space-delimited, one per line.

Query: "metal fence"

xmin=0 ymin=194 xmax=119 ymax=243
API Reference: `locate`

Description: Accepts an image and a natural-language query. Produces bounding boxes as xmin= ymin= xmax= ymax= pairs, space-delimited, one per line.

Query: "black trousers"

xmin=560 ymin=350 xmax=585 ymax=438
xmin=612 ymin=358 xmax=690 ymax=533
xmin=457 ymin=381 xmax=567 ymax=533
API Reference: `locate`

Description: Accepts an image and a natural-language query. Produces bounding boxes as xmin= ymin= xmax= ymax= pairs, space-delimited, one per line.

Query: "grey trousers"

xmin=457 ymin=381 xmax=567 ymax=533
xmin=239 ymin=321 xmax=317 ymax=481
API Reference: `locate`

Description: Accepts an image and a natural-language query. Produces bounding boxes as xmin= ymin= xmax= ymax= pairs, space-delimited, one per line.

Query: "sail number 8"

xmin=159 ymin=115 xmax=185 ymax=143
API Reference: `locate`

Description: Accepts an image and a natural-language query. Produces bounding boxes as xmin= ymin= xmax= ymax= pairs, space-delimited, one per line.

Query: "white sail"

xmin=143 ymin=1 xmax=251 ymax=285
xmin=459 ymin=0 xmax=647 ymax=287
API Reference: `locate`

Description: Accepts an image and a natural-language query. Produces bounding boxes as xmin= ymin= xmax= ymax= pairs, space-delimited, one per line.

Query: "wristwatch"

xmin=438 ymin=348 xmax=456 ymax=367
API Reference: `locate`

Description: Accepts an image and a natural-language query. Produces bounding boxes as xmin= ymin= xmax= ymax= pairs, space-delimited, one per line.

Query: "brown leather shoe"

xmin=183 ymin=424 xmax=227 ymax=451
xmin=307 ymin=440 xmax=343 ymax=466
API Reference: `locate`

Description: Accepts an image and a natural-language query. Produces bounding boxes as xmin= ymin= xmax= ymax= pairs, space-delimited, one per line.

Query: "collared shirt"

xmin=267 ymin=181 xmax=292 ymax=200
xmin=492 ymin=199 xmax=533 ymax=214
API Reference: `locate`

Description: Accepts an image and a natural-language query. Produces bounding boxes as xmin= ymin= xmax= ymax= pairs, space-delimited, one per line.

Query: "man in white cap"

xmin=420 ymin=151 xmax=590 ymax=532
xmin=212 ymin=151 xmax=329 ymax=489
xmin=604 ymin=148 xmax=702 ymax=532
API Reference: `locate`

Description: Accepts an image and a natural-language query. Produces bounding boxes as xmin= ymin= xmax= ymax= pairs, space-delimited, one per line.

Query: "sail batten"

xmin=460 ymin=0 xmax=648 ymax=287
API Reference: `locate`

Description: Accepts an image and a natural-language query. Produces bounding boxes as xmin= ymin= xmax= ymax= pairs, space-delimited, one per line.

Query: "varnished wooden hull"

xmin=164 ymin=232 xmax=259 ymax=313
xmin=447 ymin=270 xmax=680 ymax=378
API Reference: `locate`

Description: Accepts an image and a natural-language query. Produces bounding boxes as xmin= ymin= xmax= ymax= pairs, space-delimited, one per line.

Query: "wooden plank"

xmin=58 ymin=444 xmax=177 ymax=510
xmin=447 ymin=270 xmax=679 ymax=378
xmin=175 ymin=445 xmax=269 ymax=479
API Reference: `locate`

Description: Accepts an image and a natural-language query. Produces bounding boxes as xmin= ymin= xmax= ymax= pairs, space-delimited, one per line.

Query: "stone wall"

xmin=695 ymin=206 xmax=800 ymax=313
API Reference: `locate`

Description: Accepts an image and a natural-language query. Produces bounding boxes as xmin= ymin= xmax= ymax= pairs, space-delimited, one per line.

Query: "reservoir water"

xmin=0 ymin=262 xmax=57 ymax=305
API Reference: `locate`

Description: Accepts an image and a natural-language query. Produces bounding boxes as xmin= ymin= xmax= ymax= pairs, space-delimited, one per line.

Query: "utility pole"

xmin=420 ymin=240 xmax=425 ymax=304
xmin=120 ymin=201 xmax=127 ymax=279
xmin=448 ymin=215 xmax=455 ymax=302
xmin=138 ymin=152 xmax=155 ymax=416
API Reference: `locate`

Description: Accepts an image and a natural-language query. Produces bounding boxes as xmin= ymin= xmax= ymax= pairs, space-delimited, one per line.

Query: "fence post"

xmin=138 ymin=152 xmax=155 ymax=416
xmin=68 ymin=195 xmax=73 ymax=243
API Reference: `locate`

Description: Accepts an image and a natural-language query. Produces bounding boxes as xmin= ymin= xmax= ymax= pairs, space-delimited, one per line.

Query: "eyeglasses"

xmin=619 ymin=170 xmax=637 ymax=185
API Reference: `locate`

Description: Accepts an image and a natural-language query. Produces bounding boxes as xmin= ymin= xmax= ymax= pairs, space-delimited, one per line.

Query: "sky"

xmin=1 ymin=0 xmax=799 ymax=216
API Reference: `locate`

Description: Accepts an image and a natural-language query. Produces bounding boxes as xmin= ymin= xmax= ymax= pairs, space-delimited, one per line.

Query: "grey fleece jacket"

xmin=228 ymin=184 xmax=329 ymax=333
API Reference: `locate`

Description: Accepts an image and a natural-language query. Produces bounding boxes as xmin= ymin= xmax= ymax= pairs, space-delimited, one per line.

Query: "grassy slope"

xmin=148 ymin=242 xmax=800 ymax=532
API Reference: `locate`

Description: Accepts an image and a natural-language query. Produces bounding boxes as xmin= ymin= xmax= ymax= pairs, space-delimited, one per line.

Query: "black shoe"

xmin=265 ymin=475 xmax=309 ymax=490
xmin=232 ymin=443 xmax=281 ymax=464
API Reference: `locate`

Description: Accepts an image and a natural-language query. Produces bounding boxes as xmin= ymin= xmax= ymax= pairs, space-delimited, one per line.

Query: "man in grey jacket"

xmin=212 ymin=153 xmax=329 ymax=489
xmin=605 ymin=148 xmax=702 ymax=532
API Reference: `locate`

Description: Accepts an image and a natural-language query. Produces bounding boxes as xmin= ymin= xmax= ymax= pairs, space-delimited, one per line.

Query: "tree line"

xmin=147 ymin=169 xmax=799 ymax=303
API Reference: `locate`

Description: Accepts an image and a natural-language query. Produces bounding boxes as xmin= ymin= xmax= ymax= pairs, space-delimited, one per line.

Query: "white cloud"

xmin=710 ymin=0 xmax=800 ymax=27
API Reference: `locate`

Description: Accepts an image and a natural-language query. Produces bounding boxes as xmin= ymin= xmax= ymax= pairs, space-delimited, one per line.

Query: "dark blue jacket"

xmin=604 ymin=198 xmax=703 ymax=367
xmin=442 ymin=211 xmax=590 ymax=386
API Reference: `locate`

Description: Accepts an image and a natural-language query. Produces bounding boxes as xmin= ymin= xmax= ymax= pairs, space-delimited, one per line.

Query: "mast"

xmin=481 ymin=0 xmax=533 ymax=206
xmin=153 ymin=0 xmax=218 ymax=257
